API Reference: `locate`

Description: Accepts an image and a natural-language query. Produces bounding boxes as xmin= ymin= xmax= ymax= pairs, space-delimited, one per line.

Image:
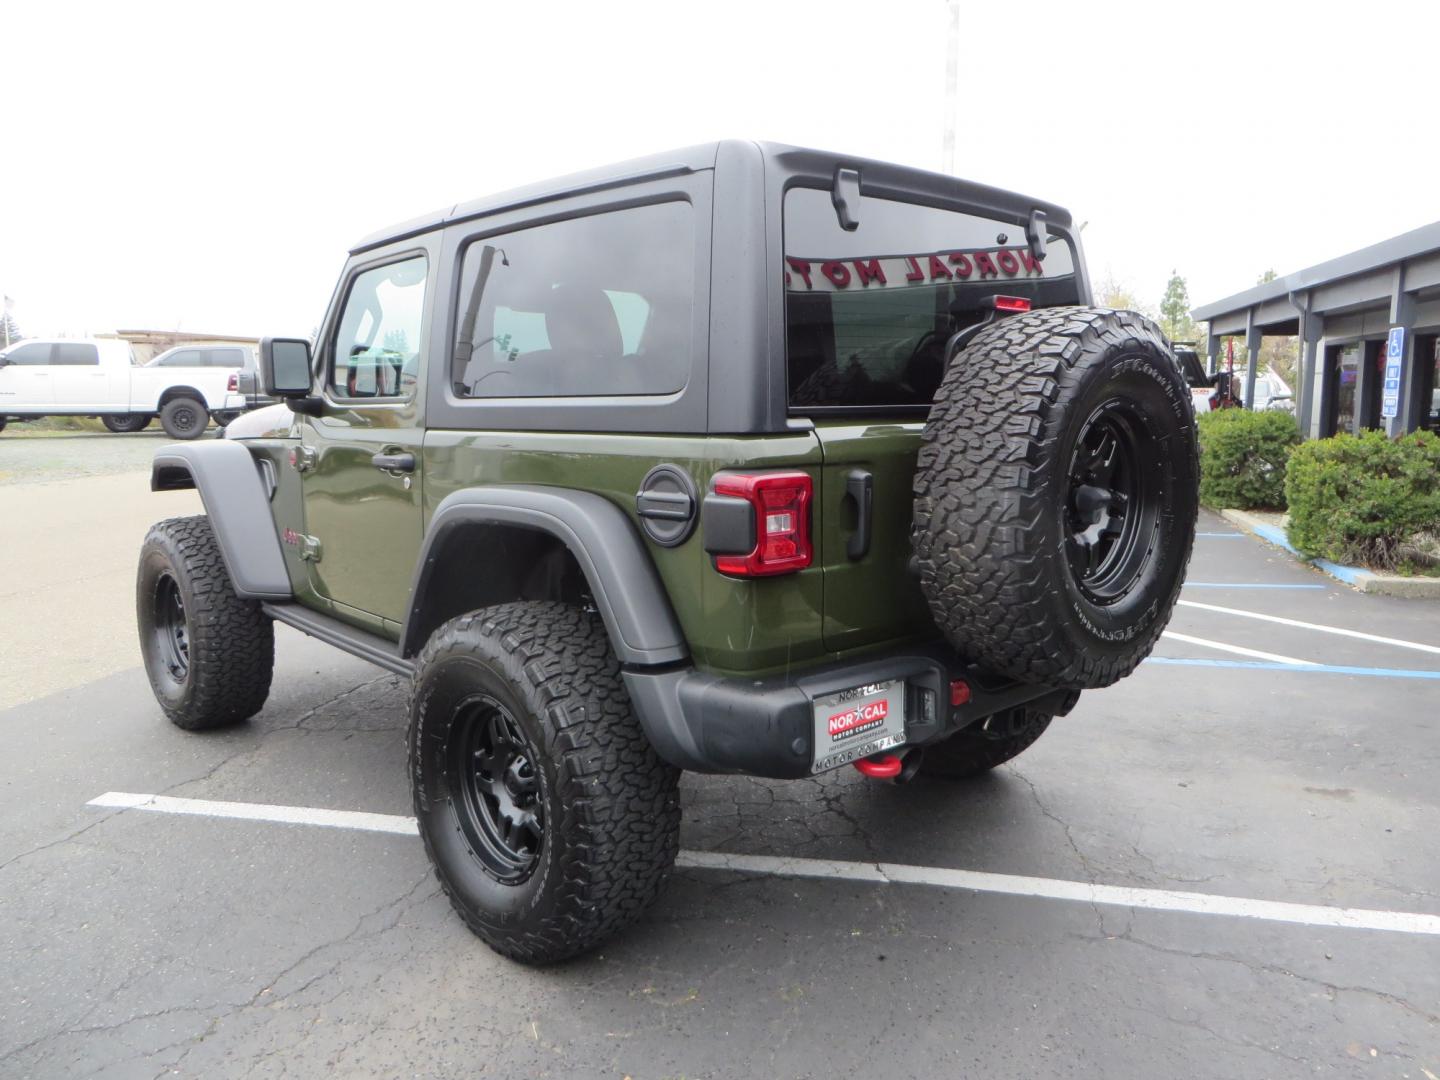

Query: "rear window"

xmin=451 ymin=201 xmax=693 ymax=399
xmin=784 ymin=187 xmax=1078 ymax=411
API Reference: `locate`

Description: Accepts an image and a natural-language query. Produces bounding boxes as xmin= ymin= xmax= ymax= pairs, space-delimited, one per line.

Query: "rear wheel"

xmin=102 ymin=413 xmax=151 ymax=433
xmin=918 ymin=707 xmax=1054 ymax=779
xmin=160 ymin=397 xmax=208 ymax=439
xmin=913 ymin=307 xmax=1198 ymax=690
xmin=411 ymin=601 xmax=681 ymax=965
xmin=137 ymin=515 xmax=273 ymax=730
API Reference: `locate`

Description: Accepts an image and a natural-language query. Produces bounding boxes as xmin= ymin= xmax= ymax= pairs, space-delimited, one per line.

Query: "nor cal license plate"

xmin=810 ymin=679 xmax=907 ymax=774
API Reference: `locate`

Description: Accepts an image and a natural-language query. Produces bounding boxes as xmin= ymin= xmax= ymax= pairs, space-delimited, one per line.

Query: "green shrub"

xmin=1196 ymin=408 xmax=1301 ymax=509
xmin=1285 ymin=430 xmax=1440 ymax=569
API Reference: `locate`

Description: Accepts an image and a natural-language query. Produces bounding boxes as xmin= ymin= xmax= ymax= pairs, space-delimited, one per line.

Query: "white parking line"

xmin=88 ymin=791 xmax=418 ymax=834
xmin=88 ymin=792 xmax=1440 ymax=937
xmin=1160 ymin=630 xmax=1315 ymax=667
xmin=1177 ymin=599 xmax=1440 ymax=656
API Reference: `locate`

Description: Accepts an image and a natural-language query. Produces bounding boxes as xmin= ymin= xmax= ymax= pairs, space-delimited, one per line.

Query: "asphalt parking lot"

xmin=1 ymin=434 xmax=1437 ymax=1079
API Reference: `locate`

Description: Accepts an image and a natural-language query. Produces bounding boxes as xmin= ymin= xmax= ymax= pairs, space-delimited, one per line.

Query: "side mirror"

xmin=260 ymin=337 xmax=314 ymax=398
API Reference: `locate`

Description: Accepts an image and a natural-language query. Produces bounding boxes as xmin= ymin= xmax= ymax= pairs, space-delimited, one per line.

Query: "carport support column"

xmin=1206 ymin=329 xmax=1222 ymax=377
xmin=1292 ymin=295 xmax=1322 ymax=438
xmin=1244 ymin=309 xmax=1261 ymax=409
xmin=1387 ymin=267 xmax=1417 ymax=439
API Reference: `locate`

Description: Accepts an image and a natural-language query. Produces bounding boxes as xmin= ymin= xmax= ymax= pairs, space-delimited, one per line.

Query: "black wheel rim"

xmin=447 ymin=695 xmax=544 ymax=884
xmin=152 ymin=572 xmax=190 ymax=681
xmin=171 ymin=406 xmax=198 ymax=433
xmin=1064 ymin=398 xmax=1161 ymax=605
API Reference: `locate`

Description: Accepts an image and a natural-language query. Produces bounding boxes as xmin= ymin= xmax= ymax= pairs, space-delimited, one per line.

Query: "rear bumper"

xmin=623 ymin=643 xmax=1077 ymax=778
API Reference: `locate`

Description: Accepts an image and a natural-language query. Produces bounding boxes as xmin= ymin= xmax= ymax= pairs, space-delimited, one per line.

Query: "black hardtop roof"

xmin=351 ymin=140 xmax=1074 ymax=255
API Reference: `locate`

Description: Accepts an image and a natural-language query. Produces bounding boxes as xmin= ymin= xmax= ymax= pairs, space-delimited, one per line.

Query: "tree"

xmin=0 ymin=311 xmax=21 ymax=348
xmin=1095 ymin=274 xmax=1154 ymax=317
xmin=1159 ymin=271 xmax=1198 ymax=344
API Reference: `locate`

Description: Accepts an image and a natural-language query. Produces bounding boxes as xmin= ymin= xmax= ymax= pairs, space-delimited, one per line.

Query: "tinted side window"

xmin=159 ymin=349 xmax=201 ymax=367
xmin=3 ymin=343 xmax=54 ymax=365
xmin=53 ymin=343 xmax=100 ymax=366
xmin=452 ymin=201 xmax=693 ymax=399
xmin=203 ymin=349 xmax=244 ymax=367
xmin=330 ymin=256 xmax=427 ymax=400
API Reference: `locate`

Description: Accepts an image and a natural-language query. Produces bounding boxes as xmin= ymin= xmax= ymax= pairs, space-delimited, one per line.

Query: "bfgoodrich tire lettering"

xmin=137 ymin=515 xmax=274 ymax=729
xmin=410 ymin=601 xmax=681 ymax=965
xmin=912 ymin=307 xmax=1198 ymax=690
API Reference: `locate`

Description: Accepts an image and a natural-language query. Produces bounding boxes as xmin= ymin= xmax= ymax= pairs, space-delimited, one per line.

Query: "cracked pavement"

xmin=1 ymin=463 xmax=1437 ymax=1078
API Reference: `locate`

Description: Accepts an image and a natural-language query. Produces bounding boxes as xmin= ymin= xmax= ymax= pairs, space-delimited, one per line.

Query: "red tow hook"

xmin=853 ymin=753 xmax=903 ymax=780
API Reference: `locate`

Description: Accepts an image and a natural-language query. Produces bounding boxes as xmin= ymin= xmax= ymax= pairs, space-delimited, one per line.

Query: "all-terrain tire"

xmin=160 ymin=397 xmax=208 ymax=439
xmin=137 ymin=515 xmax=274 ymax=729
xmin=918 ymin=707 xmax=1054 ymax=779
xmin=410 ymin=601 xmax=681 ymax=965
xmin=913 ymin=307 xmax=1198 ymax=690
xmin=103 ymin=413 xmax=151 ymax=433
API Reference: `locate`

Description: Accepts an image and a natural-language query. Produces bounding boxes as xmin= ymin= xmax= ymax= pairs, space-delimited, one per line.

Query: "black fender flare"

xmin=400 ymin=486 xmax=688 ymax=668
xmin=150 ymin=441 xmax=291 ymax=600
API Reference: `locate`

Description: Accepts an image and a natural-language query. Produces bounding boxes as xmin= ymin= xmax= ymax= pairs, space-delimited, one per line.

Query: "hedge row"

xmin=1195 ymin=408 xmax=1300 ymax=511
xmin=1285 ymin=430 xmax=1440 ymax=569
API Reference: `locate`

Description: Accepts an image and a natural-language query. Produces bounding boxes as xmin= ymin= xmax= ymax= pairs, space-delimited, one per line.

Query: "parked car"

xmin=0 ymin=338 xmax=252 ymax=438
xmin=1173 ymin=344 xmax=1220 ymax=414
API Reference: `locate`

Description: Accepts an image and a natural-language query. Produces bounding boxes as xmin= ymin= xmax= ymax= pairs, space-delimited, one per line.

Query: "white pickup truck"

xmin=0 ymin=338 xmax=252 ymax=439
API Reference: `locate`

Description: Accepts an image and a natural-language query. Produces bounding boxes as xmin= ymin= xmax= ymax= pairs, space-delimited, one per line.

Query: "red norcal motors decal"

xmin=828 ymin=698 xmax=890 ymax=742
xmin=786 ymin=248 xmax=1044 ymax=293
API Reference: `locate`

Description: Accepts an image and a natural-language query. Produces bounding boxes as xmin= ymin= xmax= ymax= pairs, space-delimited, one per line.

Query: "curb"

xmin=1218 ymin=509 xmax=1440 ymax=599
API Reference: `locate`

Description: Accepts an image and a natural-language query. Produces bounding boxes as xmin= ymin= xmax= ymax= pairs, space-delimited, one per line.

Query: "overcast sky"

xmin=4 ymin=0 xmax=1437 ymax=339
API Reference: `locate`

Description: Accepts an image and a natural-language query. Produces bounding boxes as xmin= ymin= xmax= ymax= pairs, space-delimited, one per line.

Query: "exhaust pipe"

xmin=895 ymin=747 xmax=925 ymax=784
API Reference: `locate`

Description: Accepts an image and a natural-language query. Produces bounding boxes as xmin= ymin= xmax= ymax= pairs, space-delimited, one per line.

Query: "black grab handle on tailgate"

xmin=845 ymin=469 xmax=872 ymax=560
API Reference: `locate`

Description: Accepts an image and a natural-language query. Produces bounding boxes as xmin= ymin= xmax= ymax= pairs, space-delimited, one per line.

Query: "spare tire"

xmin=912 ymin=307 xmax=1198 ymax=690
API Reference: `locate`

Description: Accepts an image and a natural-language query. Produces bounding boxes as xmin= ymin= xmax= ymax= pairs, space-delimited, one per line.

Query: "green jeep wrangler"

xmin=136 ymin=142 xmax=1198 ymax=964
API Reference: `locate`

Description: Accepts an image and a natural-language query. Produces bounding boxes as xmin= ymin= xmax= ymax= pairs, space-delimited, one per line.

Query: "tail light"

xmin=992 ymin=295 xmax=1032 ymax=313
xmin=711 ymin=471 xmax=813 ymax=577
xmin=227 ymin=373 xmax=239 ymax=392
xmin=1208 ymin=392 xmax=1220 ymax=410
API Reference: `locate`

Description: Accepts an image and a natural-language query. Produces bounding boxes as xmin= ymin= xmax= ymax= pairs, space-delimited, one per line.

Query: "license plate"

xmin=810 ymin=679 xmax=907 ymax=774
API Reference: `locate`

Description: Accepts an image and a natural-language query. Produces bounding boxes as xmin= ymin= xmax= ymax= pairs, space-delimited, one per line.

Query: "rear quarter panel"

xmin=421 ymin=430 xmax=827 ymax=676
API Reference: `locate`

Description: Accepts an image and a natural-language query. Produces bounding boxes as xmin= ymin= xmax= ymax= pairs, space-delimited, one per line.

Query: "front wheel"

xmin=410 ymin=601 xmax=681 ymax=964
xmin=137 ymin=515 xmax=274 ymax=729
xmin=103 ymin=413 xmax=151 ymax=433
xmin=159 ymin=397 xmax=208 ymax=439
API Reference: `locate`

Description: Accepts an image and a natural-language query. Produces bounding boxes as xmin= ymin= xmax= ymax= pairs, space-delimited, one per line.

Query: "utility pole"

xmin=942 ymin=0 xmax=959 ymax=175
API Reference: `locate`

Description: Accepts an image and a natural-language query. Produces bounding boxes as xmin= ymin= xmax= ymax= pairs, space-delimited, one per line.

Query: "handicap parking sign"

xmin=1383 ymin=328 xmax=1405 ymax=419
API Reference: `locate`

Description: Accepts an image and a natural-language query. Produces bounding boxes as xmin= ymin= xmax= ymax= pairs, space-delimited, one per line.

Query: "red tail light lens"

xmin=227 ymin=373 xmax=239 ymax=392
xmin=713 ymin=471 xmax=813 ymax=577
xmin=993 ymin=295 xmax=1032 ymax=312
